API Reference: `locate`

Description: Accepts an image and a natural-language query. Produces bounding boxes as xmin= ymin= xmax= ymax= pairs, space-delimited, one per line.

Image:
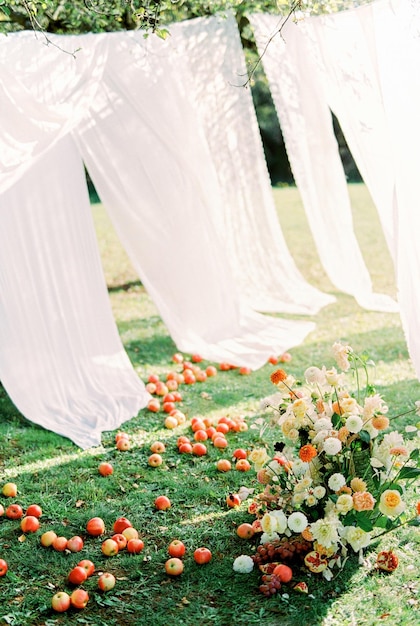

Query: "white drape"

xmin=74 ymin=29 xmax=316 ymax=365
xmin=167 ymin=14 xmax=335 ymax=315
xmin=249 ymin=10 xmax=399 ymax=313
xmin=0 ymin=25 xmax=318 ymax=448
xmin=0 ymin=134 xmax=149 ymax=449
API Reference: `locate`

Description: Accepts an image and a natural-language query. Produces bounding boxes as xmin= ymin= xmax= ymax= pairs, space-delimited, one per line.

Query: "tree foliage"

xmin=0 ymin=1 xmax=374 ymax=35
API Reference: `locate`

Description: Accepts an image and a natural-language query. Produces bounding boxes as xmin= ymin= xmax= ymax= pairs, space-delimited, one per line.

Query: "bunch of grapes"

xmin=252 ymin=536 xmax=312 ymax=567
xmin=259 ymin=573 xmax=282 ymax=597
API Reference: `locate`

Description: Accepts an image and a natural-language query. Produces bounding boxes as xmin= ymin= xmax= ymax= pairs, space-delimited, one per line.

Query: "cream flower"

xmin=313 ymin=485 xmax=326 ymax=499
xmin=287 ymin=512 xmax=308 ymax=533
xmin=233 ymin=555 xmax=254 ymax=573
xmin=292 ymin=459 xmax=309 ymax=477
xmin=363 ymin=394 xmax=388 ymax=420
xmin=260 ymin=532 xmax=280 ymax=545
xmin=261 ymin=512 xmax=279 ymax=535
xmin=340 ymin=526 xmax=371 ymax=552
xmin=345 ymin=415 xmax=364 ymax=434
xmin=328 ymin=473 xmax=346 ymax=492
xmin=304 ymin=366 xmax=326 ymax=385
xmin=324 ymin=367 xmax=340 ymax=386
xmin=305 ymin=494 xmax=318 ymax=507
xmin=332 ymin=341 xmax=352 ymax=371
xmin=379 ymin=490 xmax=406 ymax=518
xmin=336 ymin=494 xmax=354 ymax=514
xmin=248 ymin=448 xmax=270 ymax=470
xmin=271 ymin=510 xmax=288 ymax=534
xmin=310 ymin=515 xmax=342 ymax=549
xmin=323 ymin=437 xmax=342 ymax=456
xmin=314 ymin=417 xmax=333 ymax=432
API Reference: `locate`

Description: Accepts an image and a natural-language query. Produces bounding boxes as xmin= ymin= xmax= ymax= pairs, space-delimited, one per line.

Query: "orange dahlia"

xmin=270 ymin=369 xmax=288 ymax=384
xmin=299 ymin=444 xmax=318 ymax=463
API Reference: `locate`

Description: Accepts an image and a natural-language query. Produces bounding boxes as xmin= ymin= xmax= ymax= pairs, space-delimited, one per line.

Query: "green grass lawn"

xmin=0 ymin=184 xmax=419 ymax=626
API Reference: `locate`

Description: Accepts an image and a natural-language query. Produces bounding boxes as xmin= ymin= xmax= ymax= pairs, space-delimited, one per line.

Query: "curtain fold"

xmin=249 ymin=11 xmax=399 ymax=314
xmin=166 ymin=14 xmax=335 ymax=315
xmin=74 ymin=30 xmax=316 ymax=369
xmin=0 ymin=135 xmax=150 ymax=449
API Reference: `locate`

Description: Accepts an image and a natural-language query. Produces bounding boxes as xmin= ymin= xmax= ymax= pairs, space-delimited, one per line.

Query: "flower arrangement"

xmin=236 ymin=343 xmax=420 ymax=595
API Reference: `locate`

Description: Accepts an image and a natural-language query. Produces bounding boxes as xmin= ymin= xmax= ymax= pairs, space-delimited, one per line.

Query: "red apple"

xmin=40 ymin=530 xmax=57 ymax=547
xmin=20 ymin=515 xmax=40 ymax=533
xmin=279 ymin=352 xmax=292 ymax=362
xmin=77 ymin=559 xmax=95 ymax=577
xmin=273 ymin=563 xmax=293 ymax=582
xmin=192 ymin=442 xmax=207 ymax=456
xmin=193 ymin=429 xmax=208 ymax=442
xmin=0 ymin=559 xmax=8 ymax=577
xmin=166 ymin=379 xmax=178 ymax=391
xmin=147 ymin=398 xmax=161 ymax=413
xmin=98 ymin=572 xmax=116 ymax=591
xmin=193 ymin=547 xmax=212 ymax=564
xmin=0 ymin=504 xmax=4 ymax=517
xmin=68 ymin=566 xmax=88 ymax=585
xmin=113 ymin=516 xmax=132 ymax=534
xmin=116 ymin=437 xmax=130 ymax=451
xmin=216 ymin=459 xmax=232 ymax=472
xmin=127 ymin=538 xmax=144 ymax=554
xmin=112 ymin=533 xmax=127 ymax=550
xmin=205 ymin=365 xmax=217 ymax=377
xmin=67 ymin=535 xmax=84 ymax=553
xmin=98 ymin=462 xmax=114 ymax=476
xmin=172 ymin=353 xmax=184 ymax=363
xmin=235 ymin=459 xmax=251 ymax=472
xmin=101 ymin=538 xmax=119 ymax=557
xmin=26 ymin=504 xmax=42 ymax=518
xmin=164 ymin=415 xmax=178 ymax=429
xmin=5 ymin=504 xmax=23 ymax=520
xmin=236 ymin=523 xmax=255 ymax=539
xmin=233 ymin=448 xmax=248 ymax=460
xmin=148 ymin=453 xmax=163 ymax=467
xmin=150 ymin=441 xmax=166 ymax=454
xmin=52 ymin=536 xmax=68 ymax=552
xmin=213 ymin=437 xmax=228 ymax=449
xmin=239 ymin=367 xmax=252 ymax=375
xmin=70 ymin=588 xmax=89 ymax=609
xmin=148 ymin=373 xmax=160 ymax=383
xmin=154 ymin=495 xmax=171 ymax=511
xmin=168 ymin=539 xmax=186 ymax=558
xmin=268 ymin=355 xmax=278 ymax=364
xmin=51 ymin=591 xmax=71 ymax=613
xmin=115 ymin=431 xmax=130 ymax=441
xmin=145 ymin=382 xmax=157 ymax=394
xmin=122 ymin=527 xmax=139 ymax=541
xmin=86 ymin=517 xmax=105 ymax=536
xmin=165 ymin=557 xmax=184 ymax=576
xmin=178 ymin=442 xmax=193 ymax=454
xmin=2 ymin=482 xmax=17 ymax=497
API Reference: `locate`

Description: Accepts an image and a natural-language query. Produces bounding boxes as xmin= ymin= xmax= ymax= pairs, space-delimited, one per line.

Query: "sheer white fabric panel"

xmin=0 ymin=135 xmax=150 ymax=449
xmin=75 ymin=31 xmax=316 ymax=368
xmin=168 ymin=14 xmax=334 ymax=315
xmin=286 ymin=0 xmax=420 ymax=376
xmin=249 ymin=13 xmax=398 ymax=313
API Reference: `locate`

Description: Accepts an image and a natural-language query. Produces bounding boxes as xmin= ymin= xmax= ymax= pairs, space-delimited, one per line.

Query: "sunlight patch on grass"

xmin=180 ymin=509 xmax=232 ymax=526
xmin=1 ymin=445 xmax=107 ymax=479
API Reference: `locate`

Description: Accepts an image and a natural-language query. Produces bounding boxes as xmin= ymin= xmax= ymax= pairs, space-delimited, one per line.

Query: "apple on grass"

xmin=0 ymin=504 xmax=4 ymax=517
xmin=113 ymin=516 xmax=132 ymax=534
xmin=20 ymin=515 xmax=40 ymax=533
xmin=236 ymin=523 xmax=255 ymax=539
xmin=26 ymin=504 xmax=42 ymax=518
xmin=2 ymin=482 xmax=17 ymax=497
xmin=148 ymin=453 xmax=163 ymax=467
xmin=98 ymin=572 xmax=116 ymax=591
xmin=101 ymin=538 xmax=119 ymax=557
xmin=77 ymin=559 xmax=95 ymax=577
xmin=0 ymin=559 xmax=8 ymax=577
xmin=52 ymin=536 xmax=68 ymax=552
xmin=168 ymin=540 xmax=186 ymax=558
xmin=40 ymin=530 xmax=57 ymax=547
xmin=98 ymin=462 xmax=114 ymax=476
xmin=70 ymin=588 xmax=89 ymax=609
xmin=165 ymin=557 xmax=184 ymax=576
xmin=5 ymin=504 xmax=23 ymax=519
xmin=67 ymin=535 xmax=84 ymax=553
xmin=127 ymin=538 xmax=144 ymax=554
xmin=51 ymin=591 xmax=71 ymax=613
xmin=193 ymin=547 xmax=212 ymax=564
xmin=112 ymin=533 xmax=127 ymax=550
xmin=86 ymin=516 xmax=105 ymax=536
xmin=122 ymin=527 xmax=139 ymax=541
xmin=150 ymin=441 xmax=166 ymax=454
xmin=68 ymin=566 xmax=88 ymax=585
xmin=154 ymin=495 xmax=171 ymax=511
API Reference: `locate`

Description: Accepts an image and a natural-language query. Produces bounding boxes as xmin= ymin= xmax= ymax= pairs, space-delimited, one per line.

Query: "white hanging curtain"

xmin=0 ymin=33 xmax=150 ymax=449
xmin=288 ymin=0 xmax=420 ymax=378
xmin=166 ymin=13 xmax=335 ymax=315
xmin=248 ymin=11 xmax=399 ymax=313
xmin=74 ymin=29 xmax=316 ymax=368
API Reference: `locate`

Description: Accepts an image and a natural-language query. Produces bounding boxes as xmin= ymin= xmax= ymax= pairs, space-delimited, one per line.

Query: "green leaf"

xmin=396 ymin=467 xmax=420 ymax=480
xmin=409 ymin=448 xmax=419 ymax=461
xmin=354 ymin=511 xmax=374 ymax=532
xmin=373 ymin=516 xmax=388 ymax=528
xmin=408 ymin=517 xmax=420 ymax=527
xmin=359 ymin=430 xmax=371 ymax=444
